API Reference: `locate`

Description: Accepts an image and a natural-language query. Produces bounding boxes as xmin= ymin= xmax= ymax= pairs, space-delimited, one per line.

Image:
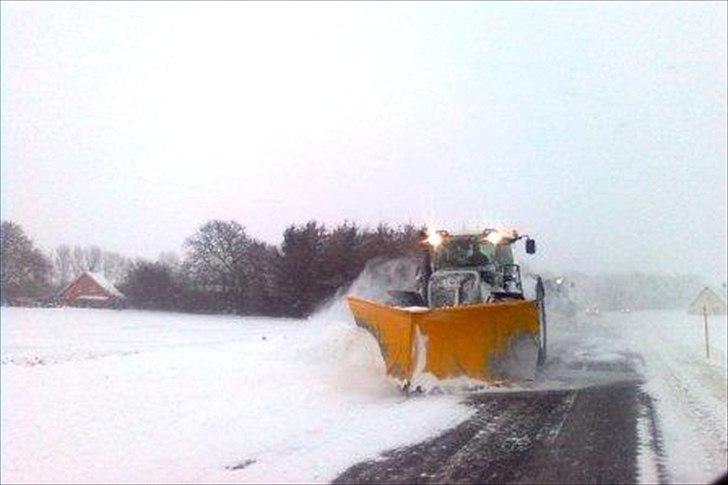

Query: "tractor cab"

xmin=421 ymin=229 xmax=536 ymax=308
xmin=431 ymin=234 xmax=513 ymax=271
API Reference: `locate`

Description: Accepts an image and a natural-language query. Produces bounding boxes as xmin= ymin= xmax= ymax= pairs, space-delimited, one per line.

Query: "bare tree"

xmin=184 ymin=220 xmax=254 ymax=312
xmin=72 ymin=246 xmax=87 ymax=275
xmin=85 ymin=246 xmax=102 ymax=272
xmin=51 ymin=244 xmax=129 ymax=284
xmin=101 ymin=251 xmax=130 ymax=282
xmin=158 ymin=251 xmax=181 ymax=271
xmin=1 ymin=221 xmax=52 ymax=303
xmin=53 ymin=245 xmax=73 ymax=287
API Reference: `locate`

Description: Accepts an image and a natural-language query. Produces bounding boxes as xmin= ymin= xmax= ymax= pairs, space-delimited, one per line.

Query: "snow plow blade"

xmin=346 ymin=296 xmax=542 ymax=385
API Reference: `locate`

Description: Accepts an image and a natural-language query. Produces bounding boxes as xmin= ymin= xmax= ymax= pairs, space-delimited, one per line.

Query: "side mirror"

xmin=526 ymin=238 xmax=536 ymax=254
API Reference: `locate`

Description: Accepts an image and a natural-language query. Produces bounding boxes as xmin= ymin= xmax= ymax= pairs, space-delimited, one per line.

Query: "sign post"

xmin=703 ymin=304 xmax=710 ymax=360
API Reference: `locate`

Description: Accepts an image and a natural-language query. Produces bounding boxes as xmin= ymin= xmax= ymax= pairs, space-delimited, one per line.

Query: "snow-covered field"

xmin=0 ymin=305 xmax=473 ymax=484
xmin=2 ymin=305 xmax=726 ymax=484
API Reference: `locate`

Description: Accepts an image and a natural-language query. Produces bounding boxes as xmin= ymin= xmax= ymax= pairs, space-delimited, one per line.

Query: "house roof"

xmin=75 ymin=295 xmax=111 ymax=301
xmin=86 ymin=272 xmax=125 ymax=298
xmin=59 ymin=271 xmax=125 ymax=299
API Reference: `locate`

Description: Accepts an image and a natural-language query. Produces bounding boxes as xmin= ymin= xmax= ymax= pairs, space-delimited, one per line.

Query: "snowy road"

xmin=335 ymin=383 xmax=642 ymax=484
xmin=337 ymin=310 xmax=728 ymax=484
xmin=1 ymin=306 xmax=726 ymax=483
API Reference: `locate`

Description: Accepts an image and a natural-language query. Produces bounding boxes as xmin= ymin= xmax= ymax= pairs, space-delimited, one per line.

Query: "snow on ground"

xmin=547 ymin=309 xmax=727 ymax=484
xmin=1 ymin=305 xmax=473 ymax=484
xmin=3 ymin=302 xmax=726 ymax=484
xmin=616 ymin=311 xmax=727 ymax=484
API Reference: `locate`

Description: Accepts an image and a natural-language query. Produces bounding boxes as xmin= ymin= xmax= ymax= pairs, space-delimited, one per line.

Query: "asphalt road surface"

xmin=335 ymin=354 xmax=664 ymax=484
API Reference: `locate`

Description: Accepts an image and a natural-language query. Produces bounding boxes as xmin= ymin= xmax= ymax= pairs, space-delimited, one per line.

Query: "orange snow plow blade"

xmin=346 ymin=296 xmax=541 ymax=384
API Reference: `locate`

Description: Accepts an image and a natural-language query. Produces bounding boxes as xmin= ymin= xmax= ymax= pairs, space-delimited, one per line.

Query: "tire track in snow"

xmin=597 ymin=310 xmax=727 ymax=483
xmin=334 ymin=391 xmax=574 ymax=484
xmin=334 ymin=384 xmax=640 ymax=484
xmin=630 ymin=316 xmax=727 ymax=483
xmin=657 ymin=356 xmax=728 ymax=477
xmin=637 ymin=390 xmax=670 ymax=484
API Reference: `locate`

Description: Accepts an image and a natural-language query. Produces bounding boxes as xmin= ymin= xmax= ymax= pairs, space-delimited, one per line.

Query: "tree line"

xmin=0 ymin=219 xmax=423 ymax=317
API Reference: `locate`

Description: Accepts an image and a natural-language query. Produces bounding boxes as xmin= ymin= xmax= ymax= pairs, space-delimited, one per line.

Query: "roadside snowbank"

xmin=614 ymin=311 xmax=727 ymax=484
xmin=1 ymin=307 xmax=472 ymax=484
xmin=544 ymin=309 xmax=727 ymax=484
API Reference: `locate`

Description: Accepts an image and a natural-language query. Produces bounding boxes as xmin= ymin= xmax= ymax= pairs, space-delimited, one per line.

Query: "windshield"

xmin=433 ymin=236 xmax=501 ymax=269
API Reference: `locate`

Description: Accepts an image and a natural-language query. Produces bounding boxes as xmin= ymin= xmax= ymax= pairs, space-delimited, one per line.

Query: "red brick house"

xmin=58 ymin=272 xmax=126 ymax=308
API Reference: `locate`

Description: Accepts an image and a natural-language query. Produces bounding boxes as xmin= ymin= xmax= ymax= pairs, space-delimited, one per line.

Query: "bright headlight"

xmin=427 ymin=231 xmax=443 ymax=247
xmin=485 ymin=231 xmax=503 ymax=245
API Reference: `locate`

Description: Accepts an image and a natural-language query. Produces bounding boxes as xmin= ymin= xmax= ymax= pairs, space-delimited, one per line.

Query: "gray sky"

xmin=2 ymin=2 xmax=726 ymax=282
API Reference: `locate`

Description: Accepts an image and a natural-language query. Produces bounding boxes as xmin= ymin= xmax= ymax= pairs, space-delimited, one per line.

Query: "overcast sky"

xmin=2 ymin=2 xmax=726 ymax=282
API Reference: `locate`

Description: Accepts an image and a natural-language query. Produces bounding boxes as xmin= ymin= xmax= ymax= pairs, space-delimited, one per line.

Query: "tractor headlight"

xmin=485 ymin=231 xmax=503 ymax=245
xmin=427 ymin=231 xmax=443 ymax=247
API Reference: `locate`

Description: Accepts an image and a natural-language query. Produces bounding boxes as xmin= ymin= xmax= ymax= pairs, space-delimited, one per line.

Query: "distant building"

xmin=688 ymin=287 xmax=727 ymax=315
xmin=58 ymin=272 xmax=126 ymax=309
